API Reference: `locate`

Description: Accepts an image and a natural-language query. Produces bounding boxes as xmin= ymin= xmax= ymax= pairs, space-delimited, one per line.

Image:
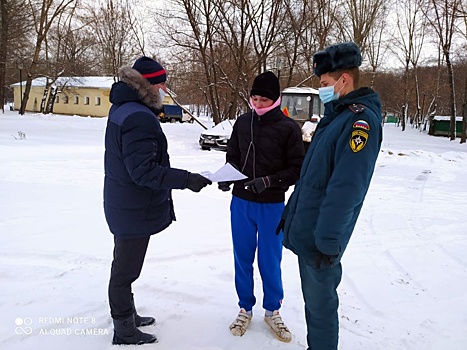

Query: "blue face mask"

xmin=319 ymin=76 xmax=343 ymax=104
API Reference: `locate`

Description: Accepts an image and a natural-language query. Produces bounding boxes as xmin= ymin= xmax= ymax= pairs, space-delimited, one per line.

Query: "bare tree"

xmin=458 ymin=1 xmax=467 ymax=143
xmin=160 ymin=0 xmax=224 ymax=124
xmin=366 ymin=1 xmax=390 ymax=89
xmin=280 ymin=0 xmax=312 ymax=87
xmin=393 ymin=0 xmax=427 ymax=131
xmin=0 ymin=0 xmax=32 ymax=112
xmin=248 ymin=0 xmax=285 ymax=74
xmin=86 ymin=0 xmax=141 ymax=77
xmin=40 ymin=1 xmax=81 ymax=113
xmin=19 ymin=0 xmax=75 ymax=115
xmin=157 ymin=0 xmax=286 ymax=123
xmin=337 ymin=0 xmax=388 ymax=56
xmin=281 ymin=0 xmax=339 ymax=88
xmin=422 ymin=0 xmax=462 ymax=140
xmin=55 ymin=11 xmax=100 ymax=76
xmin=206 ymin=1 xmax=254 ymax=119
xmin=0 ymin=0 xmax=9 ymax=112
xmin=461 ymin=74 xmax=467 ymax=143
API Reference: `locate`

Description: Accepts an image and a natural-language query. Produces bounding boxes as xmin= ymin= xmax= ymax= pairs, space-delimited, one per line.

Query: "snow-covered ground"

xmin=1 ymin=110 xmax=466 ymax=350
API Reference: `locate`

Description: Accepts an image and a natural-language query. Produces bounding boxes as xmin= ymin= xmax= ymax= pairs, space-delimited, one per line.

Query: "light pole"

xmin=17 ymin=62 xmax=23 ymax=115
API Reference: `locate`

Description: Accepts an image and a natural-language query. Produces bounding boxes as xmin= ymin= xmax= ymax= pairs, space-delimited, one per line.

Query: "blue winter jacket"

xmin=104 ymin=66 xmax=189 ymax=239
xmin=282 ymin=87 xmax=382 ymax=264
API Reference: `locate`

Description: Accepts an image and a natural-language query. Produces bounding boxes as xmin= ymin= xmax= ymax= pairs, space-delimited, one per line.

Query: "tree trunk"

xmin=461 ymin=76 xmax=467 ymax=144
xmin=413 ymin=65 xmax=422 ymax=129
xmin=0 ymin=0 xmax=8 ymax=113
xmin=20 ymin=30 xmax=44 ymax=114
xmin=40 ymin=84 xmax=49 ymax=113
xmin=45 ymin=86 xmax=57 ymax=114
xmin=401 ymin=59 xmax=410 ymax=132
xmin=445 ymin=50 xmax=456 ymax=141
xmin=401 ymin=104 xmax=406 ymax=131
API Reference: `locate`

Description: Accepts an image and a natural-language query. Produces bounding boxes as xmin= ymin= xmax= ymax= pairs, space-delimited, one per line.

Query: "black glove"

xmin=315 ymin=251 xmax=339 ymax=269
xmin=244 ymin=176 xmax=271 ymax=194
xmin=186 ymin=173 xmax=212 ymax=192
xmin=218 ymin=181 xmax=232 ymax=192
xmin=275 ymin=219 xmax=285 ymax=235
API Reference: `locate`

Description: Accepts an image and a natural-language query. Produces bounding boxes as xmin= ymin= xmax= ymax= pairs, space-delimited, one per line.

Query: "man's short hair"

xmin=328 ymin=67 xmax=360 ymax=88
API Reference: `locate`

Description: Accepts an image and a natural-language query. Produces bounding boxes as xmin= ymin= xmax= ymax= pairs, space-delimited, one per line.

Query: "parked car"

xmin=199 ymin=119 xmax=235 ymax=151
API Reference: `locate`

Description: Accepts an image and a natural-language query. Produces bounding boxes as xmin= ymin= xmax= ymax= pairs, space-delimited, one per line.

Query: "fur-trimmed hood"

xmin=109 ymin=65 xmax=163 ymax=111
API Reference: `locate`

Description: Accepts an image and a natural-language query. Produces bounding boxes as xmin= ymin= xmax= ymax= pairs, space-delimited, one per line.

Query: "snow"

xmin=201 ymin=119 xmax=235 ymax=137
xmin=282 ymin=87 xmax=319 ymax=95
xmin=1 ymin=110 xmax=467 ymax=350
xmin=11 ymin=76 xmax=115 ymax=89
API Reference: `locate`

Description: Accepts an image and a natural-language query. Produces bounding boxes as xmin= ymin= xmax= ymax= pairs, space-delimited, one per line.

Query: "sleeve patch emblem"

xmin=349 ymin=130 xmax=368 ymax=153
xmin=353 ymin=120 xmax=370 ymax=130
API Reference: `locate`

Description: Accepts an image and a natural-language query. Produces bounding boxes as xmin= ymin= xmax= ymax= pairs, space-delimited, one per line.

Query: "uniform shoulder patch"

xmin=353 ymin=119 xmax=370 ymax=130
xmin=349 ymin=130 xmax=368 ymax=153
xmin=349 ymin=104 xmax=366 ymax=114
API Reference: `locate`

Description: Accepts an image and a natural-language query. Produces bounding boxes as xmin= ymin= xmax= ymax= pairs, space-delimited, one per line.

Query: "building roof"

xmin=11 ymin=76 xmax=115 ymax=89
xmin=11 ymin=76 xmax=177 ymax=97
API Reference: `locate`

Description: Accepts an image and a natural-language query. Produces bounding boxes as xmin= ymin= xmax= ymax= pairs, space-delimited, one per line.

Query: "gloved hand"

xmin=244 ymin=176 xmax=271 ymax=194
xmin=186 ymin=173 xmax=212 ymax=192
xmin=275 ymin=219 xmax=285 ymax=235
xmin=315 ymin=251 xmax=339 ymax=269
xmin=218 ymin=181 xmax=232 ymax=192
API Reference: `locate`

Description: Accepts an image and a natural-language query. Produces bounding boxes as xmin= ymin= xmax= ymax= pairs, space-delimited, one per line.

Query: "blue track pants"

xmin=230 ymin=196 xmax=284 ymax=312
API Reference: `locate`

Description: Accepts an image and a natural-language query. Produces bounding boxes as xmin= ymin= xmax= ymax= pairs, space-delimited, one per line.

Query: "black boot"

xmin=112 ymin=315 xmax=157 ymax=345
xmin=135 ymin=314 xmax=156 ymax=327
xmin=131 ymin=297 xmax=156 ymax=327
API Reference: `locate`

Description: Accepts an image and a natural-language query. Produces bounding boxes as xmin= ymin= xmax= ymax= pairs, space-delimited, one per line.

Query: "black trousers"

xmin=108 ymin=235 xmax=150 ymax=320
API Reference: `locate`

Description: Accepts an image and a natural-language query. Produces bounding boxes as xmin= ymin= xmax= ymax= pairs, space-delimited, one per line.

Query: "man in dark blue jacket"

xmin=104 ymin=56 xmax=211 ymax=345
xmin=279 ymin=42 xmax=383 ymax=349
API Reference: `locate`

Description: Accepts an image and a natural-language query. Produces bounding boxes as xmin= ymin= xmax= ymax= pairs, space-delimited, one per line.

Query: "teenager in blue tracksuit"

xmin=219 ymin=71 xmax=305 ymax=342
xmin=278 ymin=42 xmax=383 ymax=349
xmin=104 ymin=56 xmax=211 ymax=345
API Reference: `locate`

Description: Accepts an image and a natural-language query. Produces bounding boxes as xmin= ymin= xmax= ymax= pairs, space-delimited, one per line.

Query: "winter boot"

xmin=112 ymin=315 xmax=157 ymax=345
xmin=131 ymin=298 xmax=156 ymax=327
xmin=135 ymin=314 xmax=156 ymax=327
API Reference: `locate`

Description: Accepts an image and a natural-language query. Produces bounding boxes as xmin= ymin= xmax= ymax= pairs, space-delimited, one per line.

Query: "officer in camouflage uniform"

xmin=278 ymin=42 xmax=383 ymax=350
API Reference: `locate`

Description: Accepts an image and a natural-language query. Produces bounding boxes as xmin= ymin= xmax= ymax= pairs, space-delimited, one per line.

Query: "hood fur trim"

xmin=118 ymin=66 xmax=163 ymax=110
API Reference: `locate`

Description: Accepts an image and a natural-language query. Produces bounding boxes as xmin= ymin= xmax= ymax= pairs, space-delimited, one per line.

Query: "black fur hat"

xmin=250 ymin=71 xmax=280 ymax=102
xmin=313 ymin=42 xmax=362 ymax=77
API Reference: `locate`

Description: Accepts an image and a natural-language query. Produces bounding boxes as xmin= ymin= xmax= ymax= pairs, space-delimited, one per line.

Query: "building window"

xmin=74 ymin=95 xmax=79 ymax=104
xmin=95 ymin=96 xmax=101 ymax=106
xmin=55 ymin=95 xmax=59 ymax=104
xmin=84 ymin=96 xmax=90 ymax=105
xmin=63 ymin=95 xmax=69 ymax=104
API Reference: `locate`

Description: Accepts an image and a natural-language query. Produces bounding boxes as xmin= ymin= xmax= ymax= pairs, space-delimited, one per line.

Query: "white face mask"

xmin=159 ymin=88 xmax=166 ymax=102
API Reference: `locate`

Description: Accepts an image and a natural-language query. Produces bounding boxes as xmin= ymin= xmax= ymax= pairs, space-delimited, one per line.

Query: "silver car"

xmin=199 ymin=119 xmax=235 ymax=151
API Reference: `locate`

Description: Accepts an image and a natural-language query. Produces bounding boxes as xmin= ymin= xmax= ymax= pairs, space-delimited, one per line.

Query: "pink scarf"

xmin=250 ymin=97 xmax=281 ymax=116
